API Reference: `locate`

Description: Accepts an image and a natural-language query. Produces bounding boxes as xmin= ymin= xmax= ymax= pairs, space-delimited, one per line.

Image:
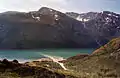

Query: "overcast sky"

xmin=0 ymin=0 xmax=119 ymax=13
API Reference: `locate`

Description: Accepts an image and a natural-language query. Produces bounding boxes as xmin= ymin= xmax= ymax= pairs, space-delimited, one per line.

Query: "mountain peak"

xmin=38 ymin=7 xmax=56 ymax=15
xmin=39 ymin=7 xmax=52 ymax=11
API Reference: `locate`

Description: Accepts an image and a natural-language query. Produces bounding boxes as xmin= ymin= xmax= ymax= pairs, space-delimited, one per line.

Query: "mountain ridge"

xmin=0 ymin=7 xmax=120 ymax=49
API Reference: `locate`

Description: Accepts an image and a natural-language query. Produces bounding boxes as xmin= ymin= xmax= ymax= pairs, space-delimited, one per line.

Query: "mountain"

xmin=66 ymin=12 xmax=98 ymax=21
xmin=0 ymin=7 xmax=87 ymax=49
xmin=65 ymin=37 xmax=120 ymax=78
xmin=0 ymin=7 xmax=120 ymax=49
xmin=66 ymin=11 xmax=120 ymax=38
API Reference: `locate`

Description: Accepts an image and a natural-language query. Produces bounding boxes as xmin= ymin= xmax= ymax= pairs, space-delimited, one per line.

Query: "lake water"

xmin=0 ymin=49 xmax=94 ymax=63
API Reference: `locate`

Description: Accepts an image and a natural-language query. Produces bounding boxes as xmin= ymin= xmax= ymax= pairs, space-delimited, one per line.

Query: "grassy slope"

xmin=0 ymin=60 xmax=79 ymax=78
xmin=65 ymin=37 xmax=120 ymax=78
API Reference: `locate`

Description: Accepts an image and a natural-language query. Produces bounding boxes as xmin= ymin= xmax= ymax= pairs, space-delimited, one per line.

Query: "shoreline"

xmin=39 ymin=54 xmax=68 ymax=70
xmin=35 ymin=56 xmax=66 ymax=62
xmin=0 ymin=55 xmax=66 ymax=64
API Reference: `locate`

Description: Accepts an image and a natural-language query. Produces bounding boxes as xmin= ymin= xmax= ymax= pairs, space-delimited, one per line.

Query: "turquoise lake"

xmin=0 ymin=49 xmax=94 ymax=63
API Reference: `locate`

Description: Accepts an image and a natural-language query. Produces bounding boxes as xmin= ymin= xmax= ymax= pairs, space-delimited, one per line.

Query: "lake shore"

xmin=33 ymin=55 xmax=68 ymax=70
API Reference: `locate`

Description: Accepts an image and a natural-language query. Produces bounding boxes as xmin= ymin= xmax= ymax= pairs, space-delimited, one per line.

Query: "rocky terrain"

xmin=0 ymin=7 xmax=120 ymax=49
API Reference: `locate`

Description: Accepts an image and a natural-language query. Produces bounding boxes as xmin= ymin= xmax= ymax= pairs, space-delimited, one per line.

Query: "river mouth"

xmin=0 ymin=49 xmax=94 ymax=63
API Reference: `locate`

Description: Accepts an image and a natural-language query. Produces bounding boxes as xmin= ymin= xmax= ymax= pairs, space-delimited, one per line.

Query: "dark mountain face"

xmin=0 ymin=7 xmax=119 ymax=49
xmin=0 ymin=7 xmax=89 ymax=49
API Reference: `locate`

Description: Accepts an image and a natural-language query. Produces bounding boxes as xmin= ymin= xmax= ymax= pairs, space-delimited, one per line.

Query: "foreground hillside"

xmin=0 ymin=59 xmax=78 ymax=78
xmin=65 ymin=37 xmax=120 ymax=78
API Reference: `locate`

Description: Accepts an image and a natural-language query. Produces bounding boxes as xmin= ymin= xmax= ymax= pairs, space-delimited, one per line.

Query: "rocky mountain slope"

xmin=0 ymin=7 xmax=120 ymax=49
xmin=65 ymin=37 xmax=120 ymax=78
xmin=66 ymin=11 xmax=120 ymax=43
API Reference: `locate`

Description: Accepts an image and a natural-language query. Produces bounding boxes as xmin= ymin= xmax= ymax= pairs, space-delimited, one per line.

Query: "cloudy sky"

xmin=0 ymin=0 xmax=119 ymax=13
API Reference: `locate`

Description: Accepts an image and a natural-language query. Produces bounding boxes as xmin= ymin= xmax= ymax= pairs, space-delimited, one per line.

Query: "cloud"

xmin=0 ymin=0 xmax=68 ymax=12
xmin=0 ymin=0 xmax=119 ymax=13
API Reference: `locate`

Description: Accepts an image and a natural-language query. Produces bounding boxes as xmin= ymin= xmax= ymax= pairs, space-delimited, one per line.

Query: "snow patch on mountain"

xmin=117 ymin=26 xmax=120 ymax=29
xmin=83 ymin=19 xmax=89 ymax=22
xmin=50 ymin=9 xmax=53 ymax=12
xmin=108 ymin=14 xmax=112 ymax=16
xmin=76 ymin=15 xmax=89 ymax=22
xmin=105 ymin=17 xmax=111 ymax=23
xmin=54 ymin=14 xmax=59 ymax=20
xmin=31 ymin=14 xmax=41 ymax=21
xmin=76 ymin=16 xmax=82 ymax=21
